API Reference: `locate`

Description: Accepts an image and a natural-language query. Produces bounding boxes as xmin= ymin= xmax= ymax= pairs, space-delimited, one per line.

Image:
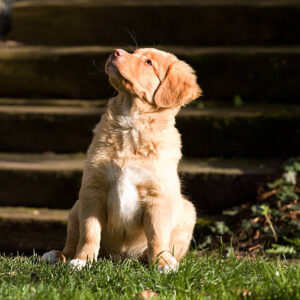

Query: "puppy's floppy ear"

xmin=154 ymin=60 xmax=202 ymax=108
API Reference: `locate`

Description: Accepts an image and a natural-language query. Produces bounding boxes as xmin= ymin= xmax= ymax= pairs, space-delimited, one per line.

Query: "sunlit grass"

xmin=0 ymin=251 xmax=299 ymax=299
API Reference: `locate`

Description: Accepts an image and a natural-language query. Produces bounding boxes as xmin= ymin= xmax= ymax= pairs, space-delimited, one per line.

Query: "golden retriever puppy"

xmin=41 ymin=48 xmax=201 ymax=272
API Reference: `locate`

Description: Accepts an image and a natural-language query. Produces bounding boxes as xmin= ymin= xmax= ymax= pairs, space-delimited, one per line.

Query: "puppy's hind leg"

xmin=140 ymin=182 xmax=180 ymax=273
xmin=41 ymin=201 xmax=80 ymax=264
xmin=169 ymin=198 xmax=196 ymax=262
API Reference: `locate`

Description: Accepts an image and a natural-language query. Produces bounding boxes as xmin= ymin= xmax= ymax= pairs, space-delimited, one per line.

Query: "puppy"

xmin=42 ymin=48 xmax=201 ymax=272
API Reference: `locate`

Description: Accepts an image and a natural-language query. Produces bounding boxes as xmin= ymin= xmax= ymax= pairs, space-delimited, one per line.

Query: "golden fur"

xmin=41 ymin=48 xmax=201 ymax=271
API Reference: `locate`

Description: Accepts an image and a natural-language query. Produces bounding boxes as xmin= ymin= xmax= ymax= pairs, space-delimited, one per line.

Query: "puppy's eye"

xmin=145 ymin=59 xmax=152 ymax=66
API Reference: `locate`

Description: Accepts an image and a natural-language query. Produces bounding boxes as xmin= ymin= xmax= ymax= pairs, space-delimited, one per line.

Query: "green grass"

xmin=0 ymin=252 xmax=299 ymax=299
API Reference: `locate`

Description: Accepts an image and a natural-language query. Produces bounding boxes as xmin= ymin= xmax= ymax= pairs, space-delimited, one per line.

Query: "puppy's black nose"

xmin=113 ymin=49 xmax=125 ymax=57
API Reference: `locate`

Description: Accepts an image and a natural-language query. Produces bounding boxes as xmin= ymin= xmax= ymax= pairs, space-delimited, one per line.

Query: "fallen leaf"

xmin=233 ymin=288 xmax=252 ymax=297
xmin=254 ymin=230 xmax=260 ymax=240
xmin=133 ymin=289 xmax=158 ymax=299
xmin=251 ymin=217 xmax=260 ymax=223
xmin=249 ymin=244 xmax=262 ymax=252
xmin=258 ymin=188 xmax=279 ymax=202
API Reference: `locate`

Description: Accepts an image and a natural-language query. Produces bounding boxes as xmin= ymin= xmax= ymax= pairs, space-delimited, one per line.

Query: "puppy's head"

xmin=105 ymin=48 xmax=201 ymax=108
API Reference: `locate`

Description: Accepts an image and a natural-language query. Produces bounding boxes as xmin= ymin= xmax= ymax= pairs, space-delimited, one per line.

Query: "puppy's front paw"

xmin=69 ymin=259 xmax=87 ymax=270
xmin=41 ymin=250 xmax=65 ymax=264
xmin=157 ymin=255 xmax=179 ymax=274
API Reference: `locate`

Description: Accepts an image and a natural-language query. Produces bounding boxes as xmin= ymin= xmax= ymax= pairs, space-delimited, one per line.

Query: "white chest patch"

xmin=107 ymin=165 xmax=152 ymax=226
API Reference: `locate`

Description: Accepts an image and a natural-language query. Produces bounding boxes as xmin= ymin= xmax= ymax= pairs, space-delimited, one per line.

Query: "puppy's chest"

xmin=106 ymin=164 xmax=151 ymax=227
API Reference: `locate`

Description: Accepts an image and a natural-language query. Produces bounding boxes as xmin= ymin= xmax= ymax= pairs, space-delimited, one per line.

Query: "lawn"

xmin=0 ymin=252 xmax=299 ymax=299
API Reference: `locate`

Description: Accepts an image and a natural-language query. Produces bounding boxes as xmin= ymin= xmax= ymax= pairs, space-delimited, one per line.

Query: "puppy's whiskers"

xmin=121 ymin=43 xmax=135 ymax=53
xmin=90 ymin=59 xmax=106 ymax=75
xmin=124 ymin=27 xmax=139 ymax=50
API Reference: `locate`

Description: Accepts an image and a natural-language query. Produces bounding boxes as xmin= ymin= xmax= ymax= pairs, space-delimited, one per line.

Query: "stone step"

xmin=0 ymin=206 xmax=214 ymax=255
xmin=0 ymin=100 xmax=299 ymax=158
xmin=0 ymin=207 xmax=67 ymax=254
xmin=1 ymin=46 xmax=299 ymax=102
xmin=0 ymin=98 xmax=106 ymax=107
xmin=0 ymin=206 xmax=204 ymax=255
xmin=9 ymin=0 xmax=300 ymax=46
xmin=0 ymin=153 xmax=280 ymax=214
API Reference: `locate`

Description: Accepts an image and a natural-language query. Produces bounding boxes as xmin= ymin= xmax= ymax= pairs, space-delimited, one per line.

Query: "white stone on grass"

xmin=41 ymin=250 xmax=59 ymax=264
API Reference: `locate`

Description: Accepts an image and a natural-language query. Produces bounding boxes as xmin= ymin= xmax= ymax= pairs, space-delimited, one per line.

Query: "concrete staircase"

xmin=1 ymin=46 xmax=299 ymax=101
xmin=0 ymin=0 xmax=299 ymax=254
